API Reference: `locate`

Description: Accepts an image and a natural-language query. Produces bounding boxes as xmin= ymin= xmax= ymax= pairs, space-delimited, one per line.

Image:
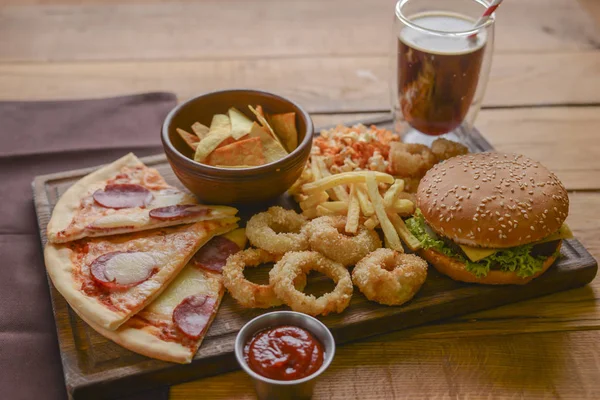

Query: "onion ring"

xmin=303 ymin=216 xmax=382 ymax=267
xmin=352 ymin=248 xmax=428 ymax=306
xmin=246 ymin=206 xmax=309 ymax=254
xmin=222 ymin=248 xmax=306 ymax=309
xmin=270 ymin=251 xmax=353 ymax=316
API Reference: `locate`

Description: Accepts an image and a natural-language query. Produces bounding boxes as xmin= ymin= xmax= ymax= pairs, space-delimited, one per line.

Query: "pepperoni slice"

xmin=148 ymin=204 xmax=210 ymax=221
xmin=172 ymin=295 xmax=217 ymax=339
xmin=191 ymin=236 xmax=240 ymax=273
xmin=90 ymin=251 xmax=156 ymax=290
xmin=93 ymin=184 xmax=153 ymax=209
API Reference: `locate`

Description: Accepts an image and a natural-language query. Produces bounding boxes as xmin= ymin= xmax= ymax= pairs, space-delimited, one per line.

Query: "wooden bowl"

xmin=162 ymin=89 xmax=314 ymax=204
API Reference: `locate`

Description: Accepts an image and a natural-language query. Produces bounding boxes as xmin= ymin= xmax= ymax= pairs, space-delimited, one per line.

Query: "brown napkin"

xmin=0 ymin=93 xmax=177 ymax=400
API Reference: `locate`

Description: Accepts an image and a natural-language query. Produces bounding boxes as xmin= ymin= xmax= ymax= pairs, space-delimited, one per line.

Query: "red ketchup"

xmin=244 ymin=325 xmax=325 ymax=381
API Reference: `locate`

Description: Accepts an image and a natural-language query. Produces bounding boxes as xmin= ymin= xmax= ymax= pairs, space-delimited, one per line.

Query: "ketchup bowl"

xmin=234 ymin=311 xmax=335 ymax=400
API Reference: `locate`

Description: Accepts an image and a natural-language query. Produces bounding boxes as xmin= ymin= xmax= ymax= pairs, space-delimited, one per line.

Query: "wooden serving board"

xmin=33 ymin=121 xmax=597 ymax=400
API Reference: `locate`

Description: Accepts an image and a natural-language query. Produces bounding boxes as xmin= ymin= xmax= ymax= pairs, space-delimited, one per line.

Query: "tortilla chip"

xmin=247 ymin=122 xmax=288 ymax=163
xmin=229 ymin=108 xmax=254 ymax=140
xmin=269 ymin=112 xmax=298 ymax=152
xmin=255 ymin=105 xmax=265 ymax=118
xmin=191 ymin=122 xmax=210 ymax=139
xmin=248 ymin=105 xmax=284 ymax=147
xmin=206 ymin=137 xmax=266 ymax=166
xmin=194 ymin=114 xmax=232 ymax=162
xmin=176 ymin=128 xmax=200 ymax=151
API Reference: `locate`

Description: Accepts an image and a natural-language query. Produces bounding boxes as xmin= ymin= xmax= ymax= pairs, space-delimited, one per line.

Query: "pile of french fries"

xmin=289 ymin=159 xmax=421 ymax=252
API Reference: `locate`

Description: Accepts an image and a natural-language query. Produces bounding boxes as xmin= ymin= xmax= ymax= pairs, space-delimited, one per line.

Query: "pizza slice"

xmin=47 ymin=153 xmax=237 ymax=243
xmin=45 ymin=218 xmax=238 ymax=330
xmin=76 ymin=228 xmax=247 ymax=363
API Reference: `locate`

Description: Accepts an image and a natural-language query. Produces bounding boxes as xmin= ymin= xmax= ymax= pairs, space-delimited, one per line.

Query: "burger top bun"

xmin=416 ymin=152 xmax=569 ymax=249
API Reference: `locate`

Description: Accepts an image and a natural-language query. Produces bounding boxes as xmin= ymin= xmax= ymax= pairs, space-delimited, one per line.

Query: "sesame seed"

xmin=530 ymin=226 xmax=535 ymax=231
xmin=489 ymin=227 xmax=495 ymax=231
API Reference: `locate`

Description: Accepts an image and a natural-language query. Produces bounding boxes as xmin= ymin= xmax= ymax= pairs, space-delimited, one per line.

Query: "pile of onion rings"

xmin=270 ymin=251 xmax=353 ymax=316
xmin=352 ymin=248 xmax=427 ymax=306
xmin=222 ymin=205 xmax=429 ymax=315
xmin=303 ymin=215 xmax=381 ymax=267
xmin=246 ymin=206 xmax=309 ymax=254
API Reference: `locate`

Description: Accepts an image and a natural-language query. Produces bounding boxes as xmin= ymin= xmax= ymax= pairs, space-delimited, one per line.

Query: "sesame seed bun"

xmin=418 ymin=240 xmax=561 ymax=285
xmin=416 ymin=152 xmax=569 ymax=248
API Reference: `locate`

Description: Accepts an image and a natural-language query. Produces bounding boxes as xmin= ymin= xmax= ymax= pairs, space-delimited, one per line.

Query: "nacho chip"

xmin=191 ymin=122 xmax=210 ymax=139
xmin=247 ymin=122 xmax=288 ymax=163
xmin=270 ymin=112 xmax=298 ymax=152
xmin=255 ymin=105 xmax=265 ymax=118
xmin=228 ymin=107 xmax=254 ymax=140
xmin=193 ymin=114 xmax=232 ymax=162
xmin=176 ymin=128 xmax=200 ymax=151
xmin=248 ymin=105 xmax=284 ymax=147
xmin=206 ymin=137 xmax=265 ymax=166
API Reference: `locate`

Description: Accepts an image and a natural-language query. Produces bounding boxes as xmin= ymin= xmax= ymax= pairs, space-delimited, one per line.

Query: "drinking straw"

xmin=468 ymin=0 xmax=502 ymax=39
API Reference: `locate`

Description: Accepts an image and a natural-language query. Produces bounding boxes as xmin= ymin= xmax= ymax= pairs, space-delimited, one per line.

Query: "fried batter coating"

xmin=223 ymin=248 xmax=305 ymax=308
xmin=246 ymin=206 xmax=309 ymax=254
xmin=388 ymin=142 xmax=436 ymax=179
xmin=303 ymin=215 xmax=382 ymax=267
xmin=431 ymin=138 xmax=469 ymax=162
xmin=270 ymin=251 xmax=353 ymax=316
xmin=352 ymin=248 xmax=427 ymax=306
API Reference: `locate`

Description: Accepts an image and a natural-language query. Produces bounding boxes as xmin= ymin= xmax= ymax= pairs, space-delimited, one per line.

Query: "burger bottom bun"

xmin=418 ymin=241 xmax=562 ymax=285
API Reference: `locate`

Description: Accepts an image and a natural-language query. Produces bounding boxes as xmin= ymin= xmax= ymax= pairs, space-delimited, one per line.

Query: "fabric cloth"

xmin=0 ymin=93 xmax=177 ymax=400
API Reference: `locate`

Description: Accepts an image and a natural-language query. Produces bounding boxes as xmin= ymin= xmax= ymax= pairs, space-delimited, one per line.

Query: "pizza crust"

xmin=47 ymin=153 xmax=143 ymax=243
xmin=75 ymin=309 xmax=195 ymax=364
xmin=70 ymin=259 xmax=226 ymax=363
xmin=44 ymin=221 xmax=237 ymax=330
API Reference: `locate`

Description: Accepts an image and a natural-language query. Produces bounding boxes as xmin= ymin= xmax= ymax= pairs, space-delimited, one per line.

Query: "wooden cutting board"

xmin=33 ymin=120 xmax=598 ymax=400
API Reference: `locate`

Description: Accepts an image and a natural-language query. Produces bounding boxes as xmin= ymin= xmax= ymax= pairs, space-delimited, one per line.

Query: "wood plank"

xmin=579 ymin=0 xmax=600 ymax=25
xmin=477 ymin=107 xmax=600 ymax=191
xmin=171 ymin=330 xmax=600 ymax=399
xmin=0 ymin=52 xmax=599 ymax=108
xmin=0 ymin=0 xmax=598 ymax=62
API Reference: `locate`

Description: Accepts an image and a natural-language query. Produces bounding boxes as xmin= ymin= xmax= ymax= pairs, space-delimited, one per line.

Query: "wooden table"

xmin=1 ymin=0 xmax=599 ymax=398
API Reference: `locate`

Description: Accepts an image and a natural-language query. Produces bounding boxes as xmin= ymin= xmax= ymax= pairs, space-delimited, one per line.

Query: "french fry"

xmin=365 ymin=173 xmax=402 ymax=251
xmin=302 ymin=207 xmax=318 ymax=219
xmin=356 ymin=183 xmax=375 ymax=216
xmin=299 ymin=191 xmax=329 ymax=211
xmin=316 ymin=204 xmax=336 ymax=217
xmin=383 ymin=179 xmax=405 ymax=209
xmin=345 ymin=184 xmax=360 ymax=234
xmin=390 ymin=199 xmax=415 ymax=216
xmin=364 ymin=215 xmax=379 ymax=230
xmin=302 ymin=171 xmax=394 ymax=195
xmin=388 ymin=213 xmax=421 ymax=251
xmin=315 ymin=157 xmax=349 ymax=202
xmin=310 ymin=158 xmax=323 ymax=181
xmin=319 ymin=201 xmax=349 ymax=214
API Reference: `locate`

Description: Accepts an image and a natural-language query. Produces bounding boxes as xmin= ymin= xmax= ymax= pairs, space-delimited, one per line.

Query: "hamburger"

xmin=405 ymin=152 xmax=571 ymax=285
